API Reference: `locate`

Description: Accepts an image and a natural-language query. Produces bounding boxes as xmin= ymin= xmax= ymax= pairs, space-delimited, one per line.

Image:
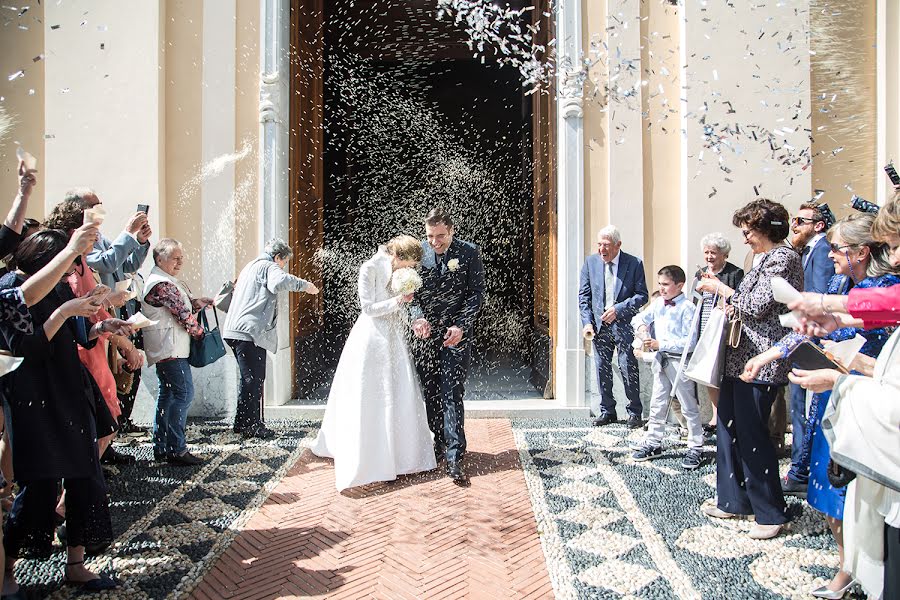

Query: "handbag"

xmin=107 ymin=337 xmax=135 ymax=396
xmin=726 ymin=306 xmax=743 ymax=349
xmin=827 ymin=458 xmax=856 ymax=488
xmin=188 ymin=308 xmax=227 ymax=368
xmin=684 ymin=298 xmax=728 ymax=388
xmin=214 ymin=280 xmax=235 ymax=313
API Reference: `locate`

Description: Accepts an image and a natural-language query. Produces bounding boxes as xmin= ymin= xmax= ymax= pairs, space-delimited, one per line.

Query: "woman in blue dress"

xmin=742 ymin=212 xmax=899 ymax=599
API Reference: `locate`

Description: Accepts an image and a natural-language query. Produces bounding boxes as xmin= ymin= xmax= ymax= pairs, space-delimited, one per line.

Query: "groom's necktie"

xmin=436 ymin=253 xmax=444 ymax=271
xmin=604 ymin=261 xmax=615 ymax=309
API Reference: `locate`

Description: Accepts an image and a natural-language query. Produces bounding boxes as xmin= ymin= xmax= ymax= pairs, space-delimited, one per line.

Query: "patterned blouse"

xmin=0 ymin=287 xmax=32 ymax=335
xmin=144 ymin=281 xmax=204 ymax=339
xmin=723 ymin=245 xmax=804 ymax=384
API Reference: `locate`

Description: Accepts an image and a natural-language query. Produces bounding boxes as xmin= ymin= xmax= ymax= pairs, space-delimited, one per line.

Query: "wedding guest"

xmin=0 ymin=221 xmax=98 ymax=597
xmin=744 ymin=212 xmax=899 ymax=596
xmin=630 ymin=266 xmax=704 ymax=470
xmin=0 ymin=230 xmax=130 ymax=594
xmin=694 ymin=233 xmax=744 ymax=432
xmin=695 ymin=198 xmax=802 ymax=540
xmin=783 ymin=201 xmax=836 ymax=498
xmin=69 ymin=188 xmax=152 ymax=435
xmin=223 ymin=239 xmax=318 ymax=439
xmin=141 ymin=239 xmax=213 ymax=466
xmin=0 ymin=160 xmax=36 ymax=258
xmin=579 ymin=225 xmax=649 ymax=428
xmin=786 ymin=195 xmax=900 ymax=600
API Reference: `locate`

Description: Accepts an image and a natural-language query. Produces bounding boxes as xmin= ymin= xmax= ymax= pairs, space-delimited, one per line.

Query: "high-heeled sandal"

xmin=63 ymin=560 xmax=118 ymax=592
xmin=810 ymin=579 xmax=856 ymax=599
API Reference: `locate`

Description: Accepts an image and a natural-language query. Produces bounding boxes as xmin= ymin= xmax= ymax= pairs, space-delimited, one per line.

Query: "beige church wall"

xmin=679 ymin=1 xmax=811 ymax=271
xmin=164 ymin=0 xmax=204 ymax=290
xmin=640 ymin=0 xmax=681 ymax=281
xmin=0 ymin=3 xmax=45 ymax=220
xmin=234 ymin=0 xmax=261 ymax=274
xmin=42 ymin=0 xmax=165 ymax=249
xmin=810 ymin=0 xmax=877 ymax=217
xmin=582 ymin=0 xmax=610 ymax=258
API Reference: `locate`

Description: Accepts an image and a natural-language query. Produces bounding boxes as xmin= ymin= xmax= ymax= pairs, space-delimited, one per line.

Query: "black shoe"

xmin=101 ymin=447 xmax=136 ymax=465
xmin=241 ymin=424 xmax=276 ymax=440
xmin=593 ymin=413 xmax=618 ymax=427
xmin=446 ymin=462 xmax=466 ymax=482
xmin=153 ymin=450 xmax=167 ymax=462
xmin=627 ymin=415 xmax=644 ymax=429
xmin=703 ymin=423 xmax=717 ymax=435
xmin=781 ymin=476 xmax=808 ymax=498
xmin=166 ymin=451 xmax=203 ymax=466
xmin=119 ymin=419 xmax=147 ymax=435
xmin=56 ymin=522 xmax=67 ymax=545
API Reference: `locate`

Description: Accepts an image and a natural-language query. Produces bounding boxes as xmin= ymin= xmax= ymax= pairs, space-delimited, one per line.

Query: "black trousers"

xmin=227 ymin=339 xmax=267 ymax=431
xmin=414 ymin=337 xmax=470 ymax=465
xmin=887 ymin=524 xmax=900 ymax=600
xmin=117 ymin=304 xmax=144 ymax=423
xmin=716 ymin=378 xmax=788 ymax=525
xmin=3 ymin=475 xmax=111 ymax=559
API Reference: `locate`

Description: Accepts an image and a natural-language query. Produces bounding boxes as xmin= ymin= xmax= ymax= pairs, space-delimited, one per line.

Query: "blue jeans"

xmin=154 ymin=358 xmax=194 ymax=456
xmin=787 ymin=381 xmax=809 ymax=483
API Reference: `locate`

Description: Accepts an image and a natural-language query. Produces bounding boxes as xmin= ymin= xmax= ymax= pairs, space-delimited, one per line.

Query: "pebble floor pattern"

xmin=10 ymin=417 xmax=857 ymax=599
xmin=11 ymin=420 xmax=315 ymax=599
xmin=515 ymin=418 xmax=860 ymax=600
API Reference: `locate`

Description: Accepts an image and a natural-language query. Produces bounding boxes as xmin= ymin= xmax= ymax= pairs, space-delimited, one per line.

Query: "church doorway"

xmin=288 ymin=0 xmax=556 ymax=402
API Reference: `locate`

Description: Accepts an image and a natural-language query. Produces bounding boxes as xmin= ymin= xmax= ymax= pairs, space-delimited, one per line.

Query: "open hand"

xmin=100 ymin=319 xmax=134 ymax=337
xmin=60 ymin=295 xmax=103 ymax=319
xmin=305 ymin=283 xmax=320 ymax=295
xmin=399 ymin=293 xmax=414 ymax=304
xmin=122 ymin=345 xmax=144 ymax=370
xmin=412 ymin=318 xmax=432 ymax=339
xmin=67 ymin=223 xmax=101 ymax=256
xmin=443 ymin=326 xmax=464 ymax=348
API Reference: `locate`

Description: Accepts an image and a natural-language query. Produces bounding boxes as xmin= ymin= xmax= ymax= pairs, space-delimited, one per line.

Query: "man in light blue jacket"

xmin=223 ymin=239 xmax=319 ymax=439
xmin=70 ymin=188 xmax=152 ymax=444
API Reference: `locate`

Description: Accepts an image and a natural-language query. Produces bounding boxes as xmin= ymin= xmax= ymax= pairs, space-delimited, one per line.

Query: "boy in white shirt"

xmin=630 ymin=265 xmax=704 ymax=470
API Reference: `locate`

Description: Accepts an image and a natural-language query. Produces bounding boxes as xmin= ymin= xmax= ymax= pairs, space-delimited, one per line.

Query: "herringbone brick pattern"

xmin=190 ymin=419 xmax=553 ymax=600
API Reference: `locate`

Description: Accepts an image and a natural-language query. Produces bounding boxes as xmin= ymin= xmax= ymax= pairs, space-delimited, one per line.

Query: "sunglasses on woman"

xmin=828 ymin=243 xmax=854 ymax=253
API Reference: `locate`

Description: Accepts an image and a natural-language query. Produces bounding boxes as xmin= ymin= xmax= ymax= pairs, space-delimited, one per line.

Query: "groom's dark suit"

xmin=410 ymin=238 xmax=485 ymax=466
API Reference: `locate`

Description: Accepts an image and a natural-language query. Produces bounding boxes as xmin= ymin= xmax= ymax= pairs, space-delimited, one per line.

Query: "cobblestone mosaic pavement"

xmin=514 ymin=418 xmax=856 ymax=600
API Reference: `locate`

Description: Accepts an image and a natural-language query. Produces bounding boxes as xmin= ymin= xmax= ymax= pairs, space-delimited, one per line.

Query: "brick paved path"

xmin=191 ymin=419 xmax=553 ymax=600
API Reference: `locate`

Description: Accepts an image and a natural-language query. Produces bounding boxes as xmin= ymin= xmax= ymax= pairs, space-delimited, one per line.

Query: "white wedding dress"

xmin=311 ymin=250 xmax=436 ymax=490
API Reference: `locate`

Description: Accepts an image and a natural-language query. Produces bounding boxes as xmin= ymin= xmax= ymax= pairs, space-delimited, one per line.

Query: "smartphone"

xmin=137 ymin=204 xmax=150 ymax=216
xmin=885 ymin=162 xmax=900 ymax=188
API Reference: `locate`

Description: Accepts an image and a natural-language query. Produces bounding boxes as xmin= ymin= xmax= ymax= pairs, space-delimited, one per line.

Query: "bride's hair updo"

xmin=386 ymin=235 xmax=423 ymax=263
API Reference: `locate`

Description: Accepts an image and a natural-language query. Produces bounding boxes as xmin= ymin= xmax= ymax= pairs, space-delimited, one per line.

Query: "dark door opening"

xmin=291 ymin=0 xmax=553 ymax=402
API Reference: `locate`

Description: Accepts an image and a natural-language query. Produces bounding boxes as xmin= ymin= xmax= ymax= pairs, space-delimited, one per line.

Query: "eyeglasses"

xmin=791 ymin=216 xmax=818 ymax=225
xmin=829 ymin=243 xmax=855 ymax=253
xmin=740 ymin=229 xmax=754 ymax=239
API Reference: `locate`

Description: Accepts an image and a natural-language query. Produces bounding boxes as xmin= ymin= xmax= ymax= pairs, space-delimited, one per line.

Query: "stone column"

xmin=259 ymin=0 xmax=294 ymax=406
xmin=555 ymin=0 xmax=587 ymax=407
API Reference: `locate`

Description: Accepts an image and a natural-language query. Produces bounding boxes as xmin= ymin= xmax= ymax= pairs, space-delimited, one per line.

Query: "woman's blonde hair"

xmin=827 ymin=212 xmax=897 ymax=278
xmin=386 ymin=235 xmax=423 ymax=262
xmin=871 ymin=194 xmax=900 ymax=243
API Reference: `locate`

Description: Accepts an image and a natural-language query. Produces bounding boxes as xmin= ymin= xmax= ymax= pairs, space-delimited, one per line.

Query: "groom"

xmin=410 ymin=208 xmax=485 ymax=482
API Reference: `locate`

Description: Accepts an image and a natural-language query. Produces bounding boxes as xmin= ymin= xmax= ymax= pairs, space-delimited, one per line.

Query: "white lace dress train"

xmin=311 ymin=251 xmax=436 ymax=491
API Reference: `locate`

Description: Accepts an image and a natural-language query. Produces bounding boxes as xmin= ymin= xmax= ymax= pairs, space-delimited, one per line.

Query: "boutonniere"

xmin=447 ymin=258 xmax=460 ymax=272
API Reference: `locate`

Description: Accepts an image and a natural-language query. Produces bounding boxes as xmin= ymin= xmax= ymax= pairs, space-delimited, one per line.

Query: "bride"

xmin=311 ymin=235 xmax=436 ymax=490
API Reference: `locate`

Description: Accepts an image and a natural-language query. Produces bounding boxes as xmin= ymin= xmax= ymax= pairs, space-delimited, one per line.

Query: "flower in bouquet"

xmin=391 ymin=267 xmax=422 ymax=296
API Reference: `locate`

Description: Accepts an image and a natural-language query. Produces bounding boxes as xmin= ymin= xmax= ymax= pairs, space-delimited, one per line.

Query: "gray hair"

xmin=153 ymin=238 xmax=182 ymax=265
xmin=598 ymin=225 xmax=621 ymax=245
xmin=264 ymin=238 xmax=293 ymax=260
xmin=63 ymin=187 xmax=98 ymax=206
xmin=700 ymin=232 xmax=731 ymax=256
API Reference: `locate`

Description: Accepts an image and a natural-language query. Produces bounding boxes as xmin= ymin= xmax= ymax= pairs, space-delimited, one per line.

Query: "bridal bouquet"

xmin=391 ymin=267 xmax=422 ymax=296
